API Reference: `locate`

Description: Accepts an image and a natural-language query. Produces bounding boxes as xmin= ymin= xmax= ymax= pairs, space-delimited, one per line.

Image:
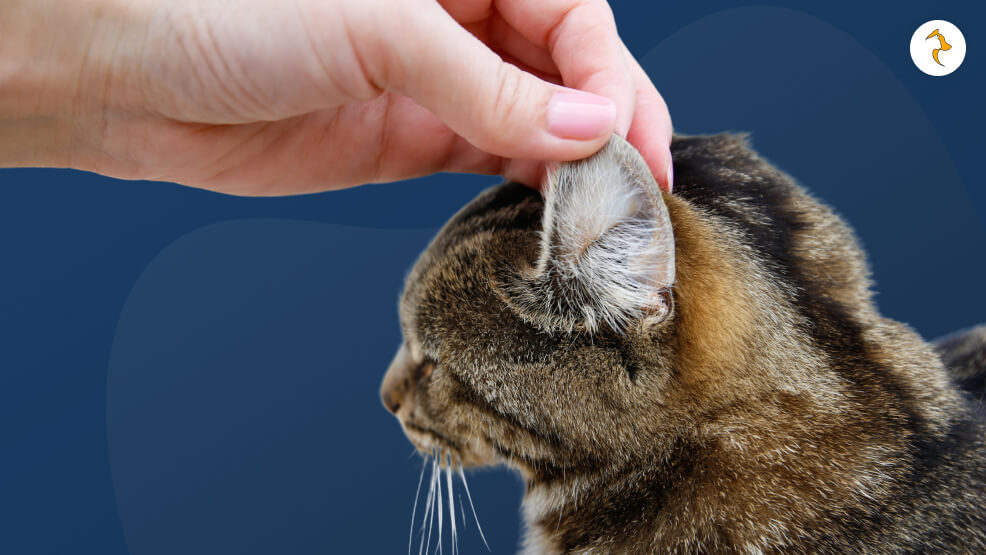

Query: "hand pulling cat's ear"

xmin=506 ymin=134 xmax=675 ymax=334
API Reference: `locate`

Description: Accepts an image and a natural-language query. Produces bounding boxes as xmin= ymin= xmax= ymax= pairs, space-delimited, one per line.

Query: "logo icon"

xmin=911 ymin=20 xmax=966 ymax=76
xmin=925 ymin=29 xmax=951 ymax=66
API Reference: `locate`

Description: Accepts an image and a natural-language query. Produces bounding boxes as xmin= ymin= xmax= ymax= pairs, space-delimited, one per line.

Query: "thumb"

xmin=378 ymin=3 xmax=616 ymax=162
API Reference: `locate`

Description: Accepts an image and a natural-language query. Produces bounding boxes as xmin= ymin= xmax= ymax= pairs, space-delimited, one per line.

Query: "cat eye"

xmin=413 ymin=358 xmax=436 ymax=382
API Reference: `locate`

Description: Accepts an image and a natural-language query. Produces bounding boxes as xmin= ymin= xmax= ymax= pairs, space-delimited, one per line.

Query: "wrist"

xmin=0 ymin=0 xmax=150 ymax=169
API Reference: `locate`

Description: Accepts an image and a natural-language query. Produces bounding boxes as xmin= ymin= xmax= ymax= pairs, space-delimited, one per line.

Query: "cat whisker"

xmin=408 ymin=457 xmax=428 ymax=555
xmin=436 ymin=452 xmax=444 ymax=555
xmin=458 ymin=492 xmax=467 ymax=530
xmin=420 ymin=452 xmax=438 ymax=555
xmin=458 ymin=461 xmax=491 ymax=551
xmin=445 ymin=453 xmax=458 ymax=555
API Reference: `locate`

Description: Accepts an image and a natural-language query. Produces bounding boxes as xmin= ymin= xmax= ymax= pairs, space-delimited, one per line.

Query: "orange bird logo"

xmin=926 ymin=29 xmax=952 ymax=66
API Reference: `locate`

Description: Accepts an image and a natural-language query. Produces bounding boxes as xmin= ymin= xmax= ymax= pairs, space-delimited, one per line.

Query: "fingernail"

xmin=665 ymin=153 xmax=674 ymax=193
xmin=547 ymin=91 xmax=616 ymax=140
xmin=615 ymin=120 xmax=631 ymax=138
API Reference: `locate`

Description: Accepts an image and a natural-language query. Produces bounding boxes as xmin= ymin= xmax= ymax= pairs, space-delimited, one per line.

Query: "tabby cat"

xmin=381 ymin=134 xmax=986 ymax=553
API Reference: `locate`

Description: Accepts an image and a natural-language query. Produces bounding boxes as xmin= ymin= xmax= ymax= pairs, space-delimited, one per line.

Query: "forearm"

xmin=0 ymin=0 xmax=146 ymax=169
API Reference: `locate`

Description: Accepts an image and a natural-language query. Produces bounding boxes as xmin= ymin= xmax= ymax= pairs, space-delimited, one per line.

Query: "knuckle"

xmin=486 ymin=64 xmax=530 ymax=138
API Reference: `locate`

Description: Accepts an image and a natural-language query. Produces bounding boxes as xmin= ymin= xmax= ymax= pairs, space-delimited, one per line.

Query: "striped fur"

xmin=382 ymin=134 xmax=986 ymax=553
xmin=935 ymin=325 xmax=986 ymax=397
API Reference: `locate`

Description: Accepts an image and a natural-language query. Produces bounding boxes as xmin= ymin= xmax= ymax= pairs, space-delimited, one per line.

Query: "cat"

xmin=380 ymin=133 xmax=986 ymax=554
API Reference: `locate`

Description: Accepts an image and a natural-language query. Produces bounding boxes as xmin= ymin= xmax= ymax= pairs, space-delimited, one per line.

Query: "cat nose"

xmin=382 ymin=387 xmax=402 ymax=414
xmin=381 ymin=344 xmax=414 ymax=414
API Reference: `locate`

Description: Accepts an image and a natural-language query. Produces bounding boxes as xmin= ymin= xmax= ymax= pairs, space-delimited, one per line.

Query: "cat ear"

xmin=508 ymin=135 xmax=676 ymax=334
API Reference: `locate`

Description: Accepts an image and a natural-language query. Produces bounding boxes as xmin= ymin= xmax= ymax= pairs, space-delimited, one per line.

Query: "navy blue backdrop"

xmin=1 ymin=2 xmax=983 ymax=554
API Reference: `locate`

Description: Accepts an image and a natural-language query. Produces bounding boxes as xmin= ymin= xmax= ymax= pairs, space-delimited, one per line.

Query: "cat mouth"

xmin=405 ymin=422 xmax=462 ymax=452
xmin=403 ymin=421 xmax=496 ymax=467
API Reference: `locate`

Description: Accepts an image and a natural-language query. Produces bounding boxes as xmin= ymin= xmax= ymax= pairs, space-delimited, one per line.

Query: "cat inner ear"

xmin=509 ymin=134 xmax=676 ymax=334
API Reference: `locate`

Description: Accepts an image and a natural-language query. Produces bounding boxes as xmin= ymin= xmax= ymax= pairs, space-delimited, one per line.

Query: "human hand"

xmin=0 ymin=0 xmax=672 ymax=195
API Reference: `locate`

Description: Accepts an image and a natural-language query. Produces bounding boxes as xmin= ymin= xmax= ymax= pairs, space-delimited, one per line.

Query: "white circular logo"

xmin=911 ymin=20 xmax=966 ymax=76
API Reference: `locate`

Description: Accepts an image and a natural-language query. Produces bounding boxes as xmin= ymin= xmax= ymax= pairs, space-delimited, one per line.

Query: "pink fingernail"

xmin=547 ymin=91 xmax=616 ymax=140
xmin=615 ymin=120 xmax=631 ymax=138
xmin=665 ymin=153 xmax=674 ymax=193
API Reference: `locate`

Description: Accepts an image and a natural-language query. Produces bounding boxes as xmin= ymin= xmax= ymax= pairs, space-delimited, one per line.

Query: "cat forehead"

xmin=401 ymin=183 xmax=544 ymax=299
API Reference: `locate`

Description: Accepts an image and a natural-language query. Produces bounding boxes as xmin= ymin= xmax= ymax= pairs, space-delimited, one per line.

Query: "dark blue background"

xmin=1 ymin=3 xmax=983 ymax=554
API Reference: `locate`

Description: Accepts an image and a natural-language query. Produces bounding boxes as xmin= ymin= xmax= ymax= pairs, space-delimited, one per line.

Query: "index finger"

xmin=623 ymin=45 xmax=674 ymax=191
xmin=491 ymin=0 xmax=636 ymax=135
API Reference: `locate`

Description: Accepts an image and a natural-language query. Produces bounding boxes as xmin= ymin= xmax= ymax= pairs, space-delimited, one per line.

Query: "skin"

xmin=0 ymin=0 xmax=673 ymax=195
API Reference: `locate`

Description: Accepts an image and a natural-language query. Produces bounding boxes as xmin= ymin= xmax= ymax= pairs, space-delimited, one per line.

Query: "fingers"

xmin=493 ymin=0 xmax=635 ymax=135
xmin=423 ymin=0 xmax=672 ymax=188
xmin=377 ymin=1 xmax=615 ymax=162
xmin=486 ymin=12 xmax=559 ymax=78
xmin=502 ymin=43 xmax=675 ymax=192
xmin=153 ymin=94 xmax=543 ymax=195
xmin=622 ymin=46 xmax=674 ymax=192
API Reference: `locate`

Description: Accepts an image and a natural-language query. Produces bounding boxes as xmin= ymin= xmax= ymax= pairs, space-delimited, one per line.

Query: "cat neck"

xmin=519 ymin=443 xmax=696 ymax=554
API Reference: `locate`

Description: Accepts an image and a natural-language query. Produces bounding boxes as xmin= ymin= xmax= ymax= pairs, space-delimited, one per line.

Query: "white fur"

xmin=524 ymin=136 xmax=675 ymax=333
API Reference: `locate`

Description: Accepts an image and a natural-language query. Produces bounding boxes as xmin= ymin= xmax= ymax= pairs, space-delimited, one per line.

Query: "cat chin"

xmin=402 ymin=422 xmax=498 ymax=467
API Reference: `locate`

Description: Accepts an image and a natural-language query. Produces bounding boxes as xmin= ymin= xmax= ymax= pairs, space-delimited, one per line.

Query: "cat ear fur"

xmin=508 ymin=134 xmax=676 ymax=334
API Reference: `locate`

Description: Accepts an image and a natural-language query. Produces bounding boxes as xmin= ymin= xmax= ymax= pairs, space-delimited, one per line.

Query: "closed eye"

xmin=414 ymin=357 xmax=436 ymax=382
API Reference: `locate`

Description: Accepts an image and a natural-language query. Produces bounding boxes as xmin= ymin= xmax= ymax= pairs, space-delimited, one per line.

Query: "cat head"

xmin=379 ymin=134 xmax=944 ymax=482
xmin=381 ymin=136 xmax=683 ymax=473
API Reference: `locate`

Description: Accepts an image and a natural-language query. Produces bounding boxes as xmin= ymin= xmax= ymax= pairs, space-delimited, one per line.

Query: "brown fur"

xmin=382 ymin=134 xmax=986 ymax=553
xmin=935 ymin=325 xmax=986 ymax=396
